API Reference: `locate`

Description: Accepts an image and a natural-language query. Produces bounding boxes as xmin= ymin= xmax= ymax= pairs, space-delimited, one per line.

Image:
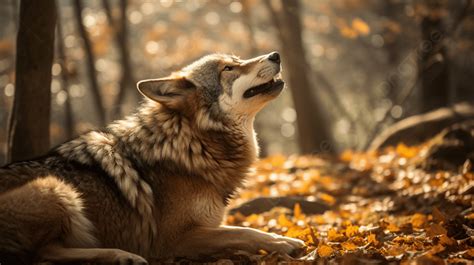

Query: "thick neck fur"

xmin=57 ymin=100 xmax=257 ymax=215
xmin=111 ymin=100 xmax=256 ymax=196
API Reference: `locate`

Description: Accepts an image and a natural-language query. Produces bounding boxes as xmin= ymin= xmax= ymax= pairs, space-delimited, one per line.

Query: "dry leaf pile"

xmin=220 ymin=143 xmax=473 ymax=264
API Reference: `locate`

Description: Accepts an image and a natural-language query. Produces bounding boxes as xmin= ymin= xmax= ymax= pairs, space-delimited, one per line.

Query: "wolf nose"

xmin=268 ymin=52 xmax=280 ymax=64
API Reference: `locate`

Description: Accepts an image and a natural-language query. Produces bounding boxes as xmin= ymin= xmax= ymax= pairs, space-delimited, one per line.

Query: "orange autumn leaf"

xmin=396 ymin=143 xmax=418 ymax=158
xmin=352 ymin=18 xmax=370 ymax=35
xmin=340 ymin=150 xmax=354 ymax=162
xmin=318 ymin=193 xmax=336 ymax=205
xmin=317 ymin=244 xmax=334 ymax=257
xmin=287 ymin=226 xmax=319 ymax=246
xmin=345 ymin=225 xmax=359 ymax=237
xmin=386 ymin=223 xmax=401 ymax=233
xmin=367 ymin=233 xmax=379 ymax=246
xmin=411 ymin=213 xmax=427 ymax=229
xmin=313 ymin=215 xmax=326 ymax=224
xmin=384 ymin=245 xmax=405 ymax=257
xmin=328 ymin=228 xmax=346 ymax=242
xmin=294 ymin=203 xmax=302 ymax=219
xmin=340 ymin=26 xmax=358 ymax=39
xmin=278 ymin=214 xmax=293 ymax=227
xmin=285 ymin=226 xmax=317 ymax=245
xmin=246 ymin=213 xmax=260 ymax=224
xmin=341 ymin=241 xmax=358 ymax=251
xmin=351 ymin=236 xmax=366 ymax=246
xmin=428 ymin=177 xmax=444 ymax=187
xmin=267 ymin=154 xmax=286 ymax=167
xmin=341 ymin=220 xmax=352 ymax=227
xmin=285 ymin=226 xmax=306 ymax=238
xmin=466 ymin=213 xmax=474 ymax=220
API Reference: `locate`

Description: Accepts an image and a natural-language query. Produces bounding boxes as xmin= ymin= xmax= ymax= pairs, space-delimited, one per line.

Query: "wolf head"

xmin=137 ymin=52 xmax=284 ymax=129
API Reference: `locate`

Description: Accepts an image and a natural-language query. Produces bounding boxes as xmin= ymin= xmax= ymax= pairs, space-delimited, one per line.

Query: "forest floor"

xmin=167 ymin=141 xmax=473 ymax=264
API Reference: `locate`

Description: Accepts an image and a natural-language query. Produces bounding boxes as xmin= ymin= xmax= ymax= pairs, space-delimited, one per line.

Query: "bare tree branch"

xmin=73 ymin=0 xmax=106 ymax=126
xmin=102 ymin=0 xmax=138 ymax=119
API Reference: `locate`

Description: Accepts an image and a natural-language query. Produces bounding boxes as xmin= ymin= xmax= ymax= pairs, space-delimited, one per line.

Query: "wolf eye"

xmin=223 ymin=65 xmax=233 ymax=71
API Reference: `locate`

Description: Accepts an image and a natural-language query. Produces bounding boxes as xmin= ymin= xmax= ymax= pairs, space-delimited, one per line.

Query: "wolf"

xmin=0 ymin=52 xmax=305 ymax=264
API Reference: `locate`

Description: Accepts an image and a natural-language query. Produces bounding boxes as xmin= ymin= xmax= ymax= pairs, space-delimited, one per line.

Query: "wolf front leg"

xmin=175 ymin=225 xmax=305 ymax=257
xmin=38 ymin=244 xmax=148 ymax=265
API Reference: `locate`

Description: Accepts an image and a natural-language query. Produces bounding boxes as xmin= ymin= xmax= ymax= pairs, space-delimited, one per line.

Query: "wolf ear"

xmin=137 ymin=77 xmax=196 ymax=108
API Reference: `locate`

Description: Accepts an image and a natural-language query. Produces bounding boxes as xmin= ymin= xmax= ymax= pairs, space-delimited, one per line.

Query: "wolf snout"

xmin=268 ymin=51 xmax=280 ymax=64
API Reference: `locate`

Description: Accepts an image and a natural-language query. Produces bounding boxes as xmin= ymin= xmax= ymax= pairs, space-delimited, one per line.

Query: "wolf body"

xmin=0 ymin=52 xmax=304 ymax=264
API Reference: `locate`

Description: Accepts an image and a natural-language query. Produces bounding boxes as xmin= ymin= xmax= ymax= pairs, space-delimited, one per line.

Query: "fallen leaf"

xmin=340 ymin=150 xmax=354 ymax=162
xmin=386 ymin=223 xmax=401 ymax=233
xmin=352 ymin=18 xmax=370 ymax=35
xmin=278 ymin=214 xmax=293 ymax=227
xmin=318 ymin=193 xmax=336 ymax=205
xmin=411 ymin=213 xmax=427 ymax=229
xmin=465 ymin=213 xmax=474 ymax=220
xmin=396 ymin=143 xmax=418 ymax=158
xmin=367 ymin=233 xmax=379 ymax=246
xmin=345 ymin=225 xmax=359 ymax=237
xmin=439 ymin=234 xmax=456 ymax=246
xmin=432 ymin=207 xmax=447 ymax=223
xmin=426 ymin=223 xmax=447 ymax=237
xmin=246 ymin=213 xmax=260 ymax=224
xmin=328 ymin=228 xmax=346 ymax=242
xmin=294 ymin=203 xmax=302 ymax=219
xmin=341 ymin=241 xmax=358 ymax=251
xmin=317 ymin=245 xmax=334 ymax=257
xmin=384 ymin=245 xmax=405 ymax=257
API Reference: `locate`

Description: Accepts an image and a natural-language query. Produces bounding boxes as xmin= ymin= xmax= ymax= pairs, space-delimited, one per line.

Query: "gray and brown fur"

xmin=0 ymin=52 xmax=304 ymax=264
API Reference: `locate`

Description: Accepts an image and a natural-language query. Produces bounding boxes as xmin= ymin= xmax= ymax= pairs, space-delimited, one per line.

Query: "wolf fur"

xmin=0 ymin=52 xmax=304 ymax=264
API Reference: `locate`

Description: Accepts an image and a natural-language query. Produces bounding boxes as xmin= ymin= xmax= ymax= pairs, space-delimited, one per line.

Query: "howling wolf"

xmin=0 ymin=52 xmax=304 ymax=264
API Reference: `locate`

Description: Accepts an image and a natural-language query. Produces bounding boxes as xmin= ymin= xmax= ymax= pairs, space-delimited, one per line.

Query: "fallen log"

xmin=228 ymin=196 xmax=330 ymax=216
xmin=369 ymin=102 xmax=474 ymax=151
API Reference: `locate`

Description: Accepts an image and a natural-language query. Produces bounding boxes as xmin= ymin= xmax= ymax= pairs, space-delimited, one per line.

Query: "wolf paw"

xmin=259 ymin=233 xmax=305 ymax=255
xmin=113 ymin=250 xmax=148 ymax=265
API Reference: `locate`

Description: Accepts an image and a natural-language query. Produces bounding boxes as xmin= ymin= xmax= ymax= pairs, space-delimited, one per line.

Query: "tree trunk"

xmin=73 ymin=0 xmax=106 ymax=125
xmin=264 ymin=0 xmax=336 ymax=154
xmin=382 ymin=0 xmax=402 ymax=101
xmin=57 ymin=8 xmax=75 ymax=140
xmin=7 ymin=0 xmax=57 ymax=162
xmin=419 ymin=2 xmax=450 ymax=113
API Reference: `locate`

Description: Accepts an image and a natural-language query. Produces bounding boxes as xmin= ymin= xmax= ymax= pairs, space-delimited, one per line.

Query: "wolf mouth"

xmin=243 ymin=78 xmax=285 ymax=98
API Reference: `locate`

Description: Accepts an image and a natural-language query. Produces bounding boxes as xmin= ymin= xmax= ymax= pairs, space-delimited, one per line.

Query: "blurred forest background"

xmin=0 ymin=0 xmax=473 ymax=165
